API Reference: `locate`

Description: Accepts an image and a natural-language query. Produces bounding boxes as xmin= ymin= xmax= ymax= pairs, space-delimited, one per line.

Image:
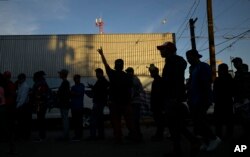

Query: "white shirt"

xmin=16 ymin=81 xmax=30 ymax=108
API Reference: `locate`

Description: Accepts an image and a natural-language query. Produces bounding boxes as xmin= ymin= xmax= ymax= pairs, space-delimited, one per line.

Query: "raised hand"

xmin=97 ymin=46 xmax=103 ymax=55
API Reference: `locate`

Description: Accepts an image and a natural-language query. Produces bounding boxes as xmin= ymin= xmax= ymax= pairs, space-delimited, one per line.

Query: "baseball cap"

xmin=157 ymin=42 xmax=177 ymax=52
xmin=186 ymin=49 xmax=202 ymax=58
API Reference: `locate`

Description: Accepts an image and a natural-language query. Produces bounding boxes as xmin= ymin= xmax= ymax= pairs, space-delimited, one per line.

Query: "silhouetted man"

xmin=126 ymin=67 xmax=144 ymax=141
xmin=58 ymin=69 xmax=71 ymax=140
xmin=213 ymin=63 xmax=234 ymax=139
xmin=87 ymin=68 xmax=109 ymax=140
xmin=186 ymin=49 xmax=221 ymax=152
xmin=232 ymin=57 xmax=250 ymax=145
xmin=16 ymin=73 xmax=32 ymax=140
xmin=157 ymin=42 xmax=189 ymax=157
xmin=97 ymin=47 xmax=136 ymax=143
xmin=148 ymin=64 xmax=165 ymax=141
xmin=232 ymin=57 xmax=243 ymax=79
xmin=71 ymin=74 xmax=85 ymax=141
xmin=31 ymin=71 xmax=49 ymax=142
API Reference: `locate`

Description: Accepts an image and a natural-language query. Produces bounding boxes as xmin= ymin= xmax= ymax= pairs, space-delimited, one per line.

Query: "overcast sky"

xmin=1 ymin=0 xmax=250 ymax=71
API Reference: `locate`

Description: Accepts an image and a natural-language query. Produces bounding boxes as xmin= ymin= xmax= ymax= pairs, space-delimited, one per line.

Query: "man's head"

xmin=186 ymin=49 xmax=202 ymax=65
xmin=157 ymin=42 xmax=177 ymax=58
xmin=95 ymin=68 xmax=104 ymax=79
xmin=114 ymin=59 xmax=124 ymax=71
xmin=232 ymin=57 xmax=243 ymax=70
xmin=3 ymin=71 xmax=11 ymax=80
xmin=58 ymin=69 xmax=69 ymax=79
xmin=125 ymin=67 xmax=134 ymax=76
xmin=73 ymin=74 xmax=81 ymax=84
xmin=218 ymin=63 xmax=229 ymax=77
xmin=148 ymin=64 xmax=159 ymax=78
xmin=33 ymin=70 xmax=46 ymax=82
xmin=17 ymin=73 xmax=26 ymax=84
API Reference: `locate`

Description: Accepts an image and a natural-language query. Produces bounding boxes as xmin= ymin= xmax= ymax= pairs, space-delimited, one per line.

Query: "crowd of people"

xmin=0 ymin=42 xmax=250 ymax=157
xmin=153 ymin=42 xmax=250 ymax=157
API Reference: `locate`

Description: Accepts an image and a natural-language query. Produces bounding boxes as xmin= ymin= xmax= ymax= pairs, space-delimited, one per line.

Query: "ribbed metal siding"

xmin=0 ymin=33 xmax=174 ymax=77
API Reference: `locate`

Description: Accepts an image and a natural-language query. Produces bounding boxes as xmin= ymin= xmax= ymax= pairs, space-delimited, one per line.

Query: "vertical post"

xmin=189 ymin=18 xmax=198 ymax=50
xmin=207 ymin=0 xmax=216 ymax=81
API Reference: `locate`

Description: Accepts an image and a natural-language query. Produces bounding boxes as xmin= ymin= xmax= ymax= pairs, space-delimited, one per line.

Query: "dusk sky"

xmin=1 ymin=0 xmax=250 ymax=73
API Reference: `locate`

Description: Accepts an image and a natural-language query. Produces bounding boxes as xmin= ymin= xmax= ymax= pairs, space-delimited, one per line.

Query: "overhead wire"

xmin=177 ymin=0 xmax=201 ymax=55
xmin=221 ymin=17 xmax=250 ymax=38
xmin=213 ymin=0 xmax=249 ymax=40
xmin=199 ymin=29 xmax=250 ymax=52
xmin=203 ymin=29 xmax=250 ymax=62
xmin=213 ymin=0 xmax=239 ymax=20
xmin=189 ymin=0 xmax=200 ymax=18
xmin=176 ymin=0 xmax=198 ymax=43
xmin=215 ymin=32 xmax=249 ymax=56
xmin=197 ymin=10 xmax=208 ymax=51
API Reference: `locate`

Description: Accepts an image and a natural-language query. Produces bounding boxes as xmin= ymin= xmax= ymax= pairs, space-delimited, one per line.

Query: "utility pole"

xmin=207 ymin=0 xmax=216 ymax=81
xmin=189 ymin=18 xmax=198 ymax=50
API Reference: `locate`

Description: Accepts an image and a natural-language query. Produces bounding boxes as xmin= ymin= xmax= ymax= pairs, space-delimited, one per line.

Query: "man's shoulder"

xmin=173 ymin=55 xmax=187 ymax=65
xmin=113 ymin=70 xmax=127 ymax=77
xmin=106 ymin=67 xmax=115 ymax=74
xmin=199 ymin=61 xmax=210 ymax=67
xmin=133 ymin=76 xmax=140 ymax=81
xmin=172 ymin=55 xmax=184 ymax=60
xmin=196 ymin=62 xmax=210 ymax=71
xmin=194 ymin=62 xmax=212 ymax=78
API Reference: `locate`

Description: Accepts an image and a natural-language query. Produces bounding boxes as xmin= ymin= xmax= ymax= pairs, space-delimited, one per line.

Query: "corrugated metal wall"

xmin=0 ymin=33 xmax=174 ymax=77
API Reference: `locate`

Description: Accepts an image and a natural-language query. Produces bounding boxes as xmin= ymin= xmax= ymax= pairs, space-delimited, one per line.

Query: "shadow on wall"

xmin=1 ymin=34 xmax=159 ymax=87
xmin=0 ymin=35 xmax=100 ymax=78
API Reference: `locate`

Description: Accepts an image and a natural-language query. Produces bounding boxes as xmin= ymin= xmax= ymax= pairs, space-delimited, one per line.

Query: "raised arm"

xmin=97 ymin=47 xmax=110 ymax=70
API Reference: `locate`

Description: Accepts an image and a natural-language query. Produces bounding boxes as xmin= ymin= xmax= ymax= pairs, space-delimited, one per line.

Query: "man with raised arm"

xmin=97 ymin=47 xmax=137 ymax=143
